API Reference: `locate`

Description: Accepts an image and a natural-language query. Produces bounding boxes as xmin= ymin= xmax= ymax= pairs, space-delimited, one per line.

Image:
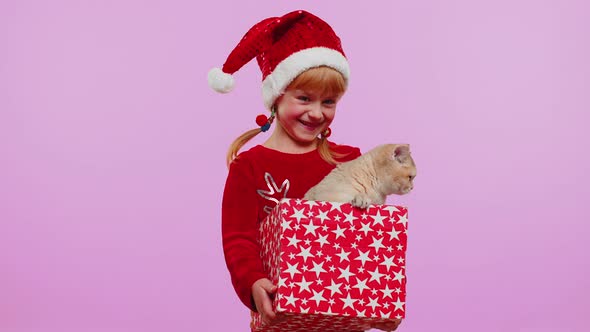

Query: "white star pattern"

xmin=325 ymin=279 xmax=343 ymax=296
xmin=310 ymin=261 xmax=327 ymax=278
xmin=297 ymin=246 xmax=314 ymax=263
xmin=340 ymin=294 xmax=357 ymax=310
xmin=368 ymin=236 xmax=386 ymax=253
xmin=314 ymin=234 xmax=330 ymax=247
xmin=291 ymin=207 xmax=306 ymax=222
xmin=316 ymin=209 xmax=330 ymax=223
xmin=286 ymin=234 xmax=301 ymax=248
xmin=310 ymin=289 xmax=327 ymax=306
xmin=304 ymin=200 xmax=318 ymax=209
xmin=370 ymin=211 xmax=387 ymax=226
xmin=359 ymin=222 xmax=372 ymax=236
xmin=392 ymin=270 xmax=405 ymax=283
xmin=281 ymin=219 xmax=291 ymax=231
xmin=284 ymin=262 xmax=301 ymax=278
xmin=392 ymin=297 xmax=405 ymax=311
xmin=380 ymin=285 xmax=394 ymax=299
xmin=354 ymin=250 xmax=373 ymax=266
xmin=302 ymin=222 xmax=320 ymax=236
xmin=383 ymin=205 xmax=399 ymax=216
xmin=295 ymin=276 xmax=313 ymax=294
xmin=367 ymin=297 xmax=380 ymax=311
xmin=336 ymin=249 xmax=350 ymax=262
xmin=284 ymin=292 xmax=298 ymax=307
xmin=254 ymin=199 xmax=408 ymax=331
xmin=352 ymin=277 xmax=370 ymax=294
xmin=368 ymin=267 xmax=385 ymax=284
xmin=329 ymin=201 xmax=344 ymax=212
xmin=338 ymin=266 xmax=355 ymax=282
xmin=387 ymin=228 xmax=401 ymax=241
xmin=344 ymin=211 xmax=356 ymax=223
xmin=380 ymin=255 xmax=398 ymax=270
xmin=332 ymin=225 xmax=346 ymax=239
xmin=397 ymin=213 xmax=408 ymax=229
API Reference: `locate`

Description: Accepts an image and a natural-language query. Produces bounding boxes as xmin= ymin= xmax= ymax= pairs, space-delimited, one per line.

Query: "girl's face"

xmin=271 ymin=88 xmax=342 ymax=152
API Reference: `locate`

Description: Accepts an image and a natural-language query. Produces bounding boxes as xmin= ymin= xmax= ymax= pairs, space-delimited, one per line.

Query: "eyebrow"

xmin=292 ymin=90 xmax=339 ymax=99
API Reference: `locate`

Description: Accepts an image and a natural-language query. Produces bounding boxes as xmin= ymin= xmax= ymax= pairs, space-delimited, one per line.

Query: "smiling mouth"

xmin=299 ymin=120 xmax=322 ymax=130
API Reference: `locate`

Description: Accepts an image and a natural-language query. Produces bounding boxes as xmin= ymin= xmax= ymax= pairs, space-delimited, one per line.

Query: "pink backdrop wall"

xmin=1 ymin=1 xmax=588 ymax=331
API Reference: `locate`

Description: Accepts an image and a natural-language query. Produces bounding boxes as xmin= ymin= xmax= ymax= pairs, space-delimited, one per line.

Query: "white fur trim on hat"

xmin=208 ymin=67 xmax=235 ymax=93
xmin=261 ymin=47 xmax=350 ymax=109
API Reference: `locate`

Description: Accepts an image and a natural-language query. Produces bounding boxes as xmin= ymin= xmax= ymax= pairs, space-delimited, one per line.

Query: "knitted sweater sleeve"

xmin=221 ymin=157 xmax=267 ymax=310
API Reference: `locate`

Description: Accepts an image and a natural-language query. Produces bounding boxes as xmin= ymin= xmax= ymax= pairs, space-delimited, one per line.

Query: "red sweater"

xmin=221 ymin=142 xmax=361 ymax=310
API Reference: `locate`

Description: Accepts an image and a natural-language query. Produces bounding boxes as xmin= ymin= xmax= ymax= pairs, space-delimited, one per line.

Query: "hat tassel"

xmin=208 ymin=67 xmax=235 ymax=93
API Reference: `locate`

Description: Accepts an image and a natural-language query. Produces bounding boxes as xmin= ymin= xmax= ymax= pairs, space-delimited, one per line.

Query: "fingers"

xmin=252 ymin=278 xmax=278 ymax=325
xmin=257 ymin=279 xmax=277 ymax=322
xmin=259 ymin=292 xmax=276 ymax=322
xmin=260 ymin=279 xmax=278 ymax=295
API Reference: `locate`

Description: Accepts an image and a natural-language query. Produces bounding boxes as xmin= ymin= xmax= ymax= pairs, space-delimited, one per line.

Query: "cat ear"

xmin=393 ymin=144 xmax=411 ymax=163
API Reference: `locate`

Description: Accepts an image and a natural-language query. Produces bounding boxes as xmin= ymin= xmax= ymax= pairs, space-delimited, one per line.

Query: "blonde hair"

xmin=226 ymin=66 xmax=348 ymax=166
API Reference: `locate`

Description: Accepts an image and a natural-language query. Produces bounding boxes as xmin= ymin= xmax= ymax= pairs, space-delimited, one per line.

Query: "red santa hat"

xmin=208 ymin=10 xmax=350 ymax=110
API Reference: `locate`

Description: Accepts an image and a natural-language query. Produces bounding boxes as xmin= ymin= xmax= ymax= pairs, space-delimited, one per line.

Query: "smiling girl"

xmin=209 ymin=10 xmax=400 ymax=332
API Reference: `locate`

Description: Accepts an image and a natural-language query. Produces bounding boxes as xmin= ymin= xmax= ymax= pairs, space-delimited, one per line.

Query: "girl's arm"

xmin=222 ymin=158 xmax=267 ymax=310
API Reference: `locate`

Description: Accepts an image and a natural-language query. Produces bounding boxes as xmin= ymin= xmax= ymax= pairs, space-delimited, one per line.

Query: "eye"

xmin=297 ymin=95 xmax=310 ymax=102
xmin=408 ymin=175 xmax=414 ymax=181
xmin=322 ymin=99 xmax=336 ymax=105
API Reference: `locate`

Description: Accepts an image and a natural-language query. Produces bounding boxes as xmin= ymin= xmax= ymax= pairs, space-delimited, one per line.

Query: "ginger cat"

xmin=304 ymin=144 xmax=416 ymax=208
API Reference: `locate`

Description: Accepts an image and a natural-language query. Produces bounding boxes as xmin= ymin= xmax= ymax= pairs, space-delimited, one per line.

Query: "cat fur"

xmin=304 ymin=144 xmax=416 ymax=208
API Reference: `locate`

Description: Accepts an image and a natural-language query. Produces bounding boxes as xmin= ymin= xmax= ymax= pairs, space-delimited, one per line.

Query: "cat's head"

xmin=375 ymin=144 xmax=417 ymax=195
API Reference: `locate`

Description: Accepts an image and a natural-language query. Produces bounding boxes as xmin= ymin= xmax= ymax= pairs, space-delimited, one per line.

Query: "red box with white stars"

xmin=251 ymin=198 xmax=408 ymax=332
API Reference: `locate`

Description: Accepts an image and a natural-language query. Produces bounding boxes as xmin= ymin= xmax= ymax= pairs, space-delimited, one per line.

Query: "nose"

xmin=307 ymin=102 xmax=323 ymax=121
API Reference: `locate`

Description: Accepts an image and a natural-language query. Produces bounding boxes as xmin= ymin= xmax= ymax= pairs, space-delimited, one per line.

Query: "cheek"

xmin=279 ymin=105 xmax=303 ymax=120
xmin=323 ymin=109 xmax=336 ymax=123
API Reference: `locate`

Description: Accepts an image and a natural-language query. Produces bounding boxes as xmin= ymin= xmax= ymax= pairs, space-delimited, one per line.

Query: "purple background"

xmin=1 ymin=0 xmax=588 ymax=331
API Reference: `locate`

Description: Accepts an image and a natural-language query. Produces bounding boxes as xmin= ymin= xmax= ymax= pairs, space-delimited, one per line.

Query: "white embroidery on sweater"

xmin=257 ymin=172 xmax=290 ymax=214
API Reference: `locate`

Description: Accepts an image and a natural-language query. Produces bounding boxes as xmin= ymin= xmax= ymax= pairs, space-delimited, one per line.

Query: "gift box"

xmin=251 ymin=198 xmax=408 ymax=332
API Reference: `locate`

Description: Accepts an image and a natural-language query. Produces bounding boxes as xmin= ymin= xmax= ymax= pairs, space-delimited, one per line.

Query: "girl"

xmin=209 ymin=10 xmax=401 ymax=332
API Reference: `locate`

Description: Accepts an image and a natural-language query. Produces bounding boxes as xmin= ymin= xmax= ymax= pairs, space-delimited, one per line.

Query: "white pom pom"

xmin=208 ymin=67 xmax=234 ymax=93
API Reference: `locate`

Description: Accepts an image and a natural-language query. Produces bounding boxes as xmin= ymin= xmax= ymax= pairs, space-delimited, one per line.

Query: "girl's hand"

xmin=252 ymin=278 xmax=278 ymax=325
xmin=371 ymin=319 xmax=402 ymax=331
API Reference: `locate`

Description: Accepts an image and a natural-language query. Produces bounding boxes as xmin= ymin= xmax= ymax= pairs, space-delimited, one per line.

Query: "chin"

xmin=294 ymin=132 xmax=320 ymax=142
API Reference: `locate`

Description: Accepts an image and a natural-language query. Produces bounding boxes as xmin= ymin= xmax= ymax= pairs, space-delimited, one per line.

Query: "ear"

xmin=393 ymin=144 xmax=411 ymax=163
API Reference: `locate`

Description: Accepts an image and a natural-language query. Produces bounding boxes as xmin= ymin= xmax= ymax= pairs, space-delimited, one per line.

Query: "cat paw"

xmin=351 ymin=195 xmax=371 ymax=209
